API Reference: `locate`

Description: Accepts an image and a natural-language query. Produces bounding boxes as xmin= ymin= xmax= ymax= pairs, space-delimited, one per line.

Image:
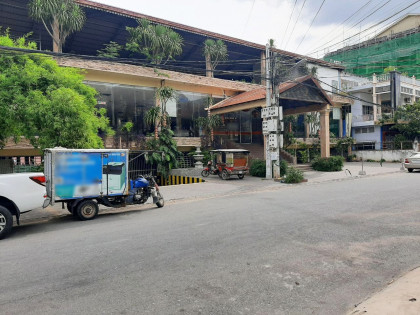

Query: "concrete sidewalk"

xmin=348 ymin=267 xmax=420 ymax=315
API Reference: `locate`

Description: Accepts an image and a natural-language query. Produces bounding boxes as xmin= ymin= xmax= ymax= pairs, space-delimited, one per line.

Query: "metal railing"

xmin=352 ymin=114 xmax=374 ymax=122
xmin=382 ymin=141 xmax=413 ymax=150
xmin=128 ymin=151 xmax=159 ymax=180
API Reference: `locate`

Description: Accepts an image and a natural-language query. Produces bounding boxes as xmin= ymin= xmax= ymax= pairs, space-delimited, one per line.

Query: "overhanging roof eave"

xmin=76 ymin=0 xmax=344 ymax=70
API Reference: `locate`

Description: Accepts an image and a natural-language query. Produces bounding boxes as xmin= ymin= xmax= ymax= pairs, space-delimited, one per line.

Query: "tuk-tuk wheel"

xmin=222 ymin=170 xmax=230 ymax=180
xmin=238 ymin=174 xmax=245 ymax=179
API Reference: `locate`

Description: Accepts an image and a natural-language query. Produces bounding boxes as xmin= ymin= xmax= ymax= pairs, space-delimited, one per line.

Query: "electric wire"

xmin=242 ymin=0 xmax=257 ymax=35
xmin=306 ymin=0 xmax=392 ymax=56
xmin=295 ymin=0 xmax=326 ymax=51
xmin=306 ymin=0 xmax=420 ymax=57
xmin=280 ymin=0 xmax=299 ymax=48
xmin=1 ymin=45 xmax=411 ymax=111
xmin=284 ymin=0 xmax=307 ymax=50
xmin=336 ymin=0 xmax=418 ymax=48
xmin=303 ymin=0 xmax=374 ymax=55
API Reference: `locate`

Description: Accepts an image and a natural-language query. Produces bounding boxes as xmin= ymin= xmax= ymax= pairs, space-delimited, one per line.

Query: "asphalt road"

xmin=1 ymin=172 xmax=419 ymax=315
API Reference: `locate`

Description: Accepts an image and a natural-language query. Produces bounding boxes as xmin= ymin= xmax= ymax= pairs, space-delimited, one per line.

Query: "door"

xmin=240 ymin=111 xmax=252 ymax=144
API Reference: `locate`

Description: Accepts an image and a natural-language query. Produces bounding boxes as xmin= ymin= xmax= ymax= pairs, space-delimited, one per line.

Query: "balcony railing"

xmin=352 ymin=114 xmax=374 ymax=123
xmin=376 ymin=113 xmax=394 ymax=123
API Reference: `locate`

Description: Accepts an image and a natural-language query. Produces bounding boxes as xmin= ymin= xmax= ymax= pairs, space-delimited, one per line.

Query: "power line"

xmin=295 ymin=0 xmax=326 ymax=51
xmin=242 ymin=0 xmax=257 ymax=35
xmin=306 ymin=0 xmax=392 ymax=56
xmin=280 ymin=0 xmax=299 ymax=48
xmin=284 ymin=0 xmax=307 ymax=50
xmin=303 ymin=0 xmax=374 ymax=55
xmin=306 ymin=0 xmax=420 ymax=57
xmin=313 ymin=77 xmax=389 ymax=107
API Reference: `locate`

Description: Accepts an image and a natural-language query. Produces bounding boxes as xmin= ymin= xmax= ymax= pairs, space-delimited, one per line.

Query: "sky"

xmin=93 ymin=0 xmax=420 ymax=58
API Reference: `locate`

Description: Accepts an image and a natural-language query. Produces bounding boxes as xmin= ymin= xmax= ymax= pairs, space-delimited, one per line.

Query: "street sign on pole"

xmin=263 ymin=119 xmax=280 ymax=134
xmin=262 ymin=106 xmax=279 ymax=119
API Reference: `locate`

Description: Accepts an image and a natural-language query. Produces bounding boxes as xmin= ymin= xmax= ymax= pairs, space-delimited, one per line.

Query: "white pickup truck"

xmin=0 ymin=173 xmax=46 ymax=239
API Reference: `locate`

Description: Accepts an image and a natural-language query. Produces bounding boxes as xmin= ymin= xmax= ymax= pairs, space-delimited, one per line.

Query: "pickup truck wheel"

xmin=0 ymin=206 xmax=13 ymax=240
xmin=76 ymin=200 xmax=98 ymax=221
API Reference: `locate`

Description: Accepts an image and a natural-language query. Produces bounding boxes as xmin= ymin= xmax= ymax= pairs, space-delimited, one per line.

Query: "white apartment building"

xmin=345 ymin=72 xmax=420 ymax=150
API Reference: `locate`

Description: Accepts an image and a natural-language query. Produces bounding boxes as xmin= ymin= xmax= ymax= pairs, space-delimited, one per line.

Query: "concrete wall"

xmin=351 ymin=92 xmax=374 ymax=125
xmin=307 ymin=63 xmax=340 ymax=92
xmin=352 ymin=125 xmax=382 ymax=150
xmin=354 ymin=150 xmax=413 ymax=162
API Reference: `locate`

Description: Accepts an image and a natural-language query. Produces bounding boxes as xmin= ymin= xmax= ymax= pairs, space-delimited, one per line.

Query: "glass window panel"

xmin=86 ymin=81 xmax=155 ymax=136
xmin=175 ymin=92 xmax=209 ymax=137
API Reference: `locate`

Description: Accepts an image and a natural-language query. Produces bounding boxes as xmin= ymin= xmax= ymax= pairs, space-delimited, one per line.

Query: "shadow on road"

xmin=11 ymin=204 xmax=159 ymax=239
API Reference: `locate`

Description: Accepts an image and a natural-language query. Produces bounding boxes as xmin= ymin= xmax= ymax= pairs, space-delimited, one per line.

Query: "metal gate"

xmin=128 ymin=150 xmax=160 ymax=180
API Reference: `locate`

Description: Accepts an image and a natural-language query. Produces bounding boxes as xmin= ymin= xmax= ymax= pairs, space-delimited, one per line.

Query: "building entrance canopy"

xmin=210 ymin=75 xmax=334 ymax=157
xmin=210 ymin=75 xmax=333 ymax=115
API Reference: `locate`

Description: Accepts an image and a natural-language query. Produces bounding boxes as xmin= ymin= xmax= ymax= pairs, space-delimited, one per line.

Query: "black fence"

xmin=128 ymin=150 xmax=160 ymax=180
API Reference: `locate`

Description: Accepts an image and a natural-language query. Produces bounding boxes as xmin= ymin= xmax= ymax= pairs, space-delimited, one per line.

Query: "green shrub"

xmin=280 ymin=160 xmax=288 ymax=177
xmin=250 ymin=159 xmax=266 ymax=177
xmin=297 ymin=149 xmax=309 ymax=163
xmin=311 ymin=156 xmax=344 ymax=172
xmin=284 ymin=167 xmax=304 ymax=183
xmin=346 ymin=154 xmax=357 ymax=162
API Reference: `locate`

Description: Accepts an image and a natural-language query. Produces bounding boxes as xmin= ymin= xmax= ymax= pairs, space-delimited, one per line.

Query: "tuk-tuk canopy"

xmin=210 ymin=149 xmax=249 ymax=167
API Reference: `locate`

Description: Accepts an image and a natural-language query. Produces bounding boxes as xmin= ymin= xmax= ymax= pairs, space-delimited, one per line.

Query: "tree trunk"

xmin=52 ymin=18 xmax=61 ymax=53
xmin=154 ymin=125 xmax=158 ymax=140
xmin=205 ymin=54 xmax=213 ymax=78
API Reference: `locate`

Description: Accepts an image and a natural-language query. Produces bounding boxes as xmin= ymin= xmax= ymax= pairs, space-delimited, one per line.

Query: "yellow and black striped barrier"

xmin=157 ymin=175 xmax=205 ymax=186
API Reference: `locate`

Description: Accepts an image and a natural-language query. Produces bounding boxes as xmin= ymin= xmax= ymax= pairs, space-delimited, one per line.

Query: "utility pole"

xmin=263 ymin=45 xmax=284 ymax=179
xmin=264 ymin=44 xmax=272 ymax=179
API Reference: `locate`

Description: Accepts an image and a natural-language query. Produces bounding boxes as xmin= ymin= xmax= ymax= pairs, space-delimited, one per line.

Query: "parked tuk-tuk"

xmin=205 ymin=149 xmax=250 ymax=180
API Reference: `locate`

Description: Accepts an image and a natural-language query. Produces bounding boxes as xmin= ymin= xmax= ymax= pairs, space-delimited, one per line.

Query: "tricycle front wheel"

xmin=222 ymin=170 xmax=230 ymax=180
xmin=201 ymin=169 xmax=209 ymax=177
xmin=156 ymin=191 xmax=164 ymax=208
xmin=238 ymin=174 xmax=245 ymax=179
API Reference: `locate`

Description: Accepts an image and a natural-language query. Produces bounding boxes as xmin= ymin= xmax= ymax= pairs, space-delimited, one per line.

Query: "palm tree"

xmin=203 ymin=39 xmax=228 ymax=78
xmin=144 ymin=86 xmax=176 ymax=139
xmin=28 ymin=0 xmax=86 ymax=53
xmin=126 ymin=19 xmax=183 ymax=65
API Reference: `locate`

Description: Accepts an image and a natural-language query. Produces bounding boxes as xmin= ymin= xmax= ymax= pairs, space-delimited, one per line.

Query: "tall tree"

xmin=203 ymin=39 xmax=228 ymax=78
xmin=144 ymin=86 xmax=176 ymax=139
xmin=126 ymin=19 xmax=183 ymax=65
xmin=392 ymin=101 xmax=420 ymax=140
xmin=0 ymin=30 xmax=113 ymax=149
xmin=143 ymin=86 xmax=180 ymax=178
xmin=28 ymin=0 xmax=86 ymax=53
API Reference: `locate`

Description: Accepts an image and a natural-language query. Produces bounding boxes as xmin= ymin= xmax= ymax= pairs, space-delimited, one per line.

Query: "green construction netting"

xmin=323 ymin=32 xmax=420 ymax=78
